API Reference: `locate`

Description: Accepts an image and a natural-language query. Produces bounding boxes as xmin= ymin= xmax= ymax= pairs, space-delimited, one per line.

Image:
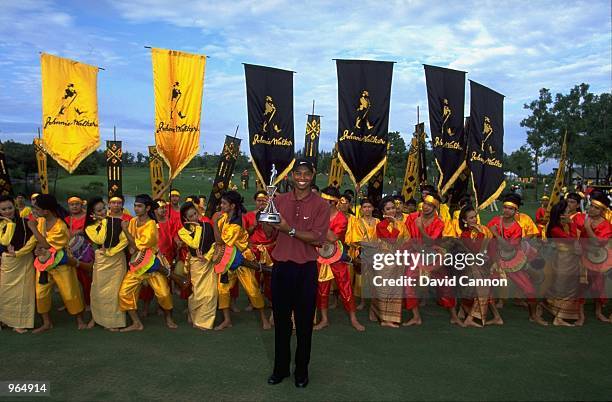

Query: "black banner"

xmin=446 ymin=116 xmax=470 ymax=208
xmin=205 ymin=135 xmax=241 ymax=217
xmin=245 ymin=64 xmax=295 ymax=186
xmin=336 ymin=59 xmax=393 ymax=186
xmin=416 ymin=122 xmax=428 ymax=186
xmin=304 ymin=114 xmax=320 ymax=176
xmin=447 ymin=168 xmax=470 ymax=209
xmin=367 ymin=167 xmax=384 ymax=208
xmin=468 ymin=81 xmax=505 ymax=210
xmin=0 ymin=142 xmax=12 ymax=197
xmin=148 ymin=145 xmax=166 ymax=197
xmin=424 ymin=65 xmax=466 ymax=196
xmin=33 ymin=138 xmax=49 ymax=194
xmin=106 ymin=140 xmax=123 ymax=199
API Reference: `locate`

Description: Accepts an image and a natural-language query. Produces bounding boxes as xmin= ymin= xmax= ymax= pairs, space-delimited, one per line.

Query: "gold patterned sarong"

xmin=360 ymin=241 xmax=403 ymax=323
xmin=543 ymin=245 xmax=581 ymax=320
xmin=90 ymin=249 xmax=127 ymax=328
xmin=0 ymin=253 xmax=35 ymax=328
xmin=186 ymin=255 xmax=218 ymax=329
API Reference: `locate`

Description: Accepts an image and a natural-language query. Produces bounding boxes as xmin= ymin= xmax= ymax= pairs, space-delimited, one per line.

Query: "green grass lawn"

xmin=49 ymin=166 xmax=219 ymax=201
xmin=2 ymin=170 xmax=606 ymax=401
xmin=1 ymin=294 xmax=611 ymax=401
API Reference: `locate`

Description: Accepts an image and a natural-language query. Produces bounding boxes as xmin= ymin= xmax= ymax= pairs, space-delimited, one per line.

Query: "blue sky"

xmin=0 ymin=0 xmax=610 ymax=173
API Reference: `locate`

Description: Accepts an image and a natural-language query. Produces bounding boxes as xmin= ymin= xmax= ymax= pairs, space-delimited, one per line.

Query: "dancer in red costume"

xmin=65 ymin=196 xmax=92 ymax=308
xmin=458 ymin=205 xmax=503 ymax=327
xmin=167 ymin=189 xmax=182 ymax=222
xmin=566 ymin=193 xmax=586 ymax=229
xmin=243 ymin=191 xmax=275 ymax=315
xmin=535 ymin=196 xmax=549 ymax=238
xmin=404 ymin=193 xmax=463 ymax=326
xmin=372 ymin=196 xmax=407 ymax=327
xmin=139 ymin=199 xmax=182 ymax=317
xmin=539 ymin=200 xmax=583 ymax=326
xmin=576 ymin=191 xmax=612 ymax=322
xmin=487 ymin=193 xmax=548 ymax=326
xmin=65 ymin=196 xmax=87 ymax=234
xmin=314 ymin=186 xmax=364 ymax=332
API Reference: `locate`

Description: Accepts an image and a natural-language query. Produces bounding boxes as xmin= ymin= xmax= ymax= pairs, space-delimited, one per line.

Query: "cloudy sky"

xmin=0 ymin=0 xmax=610 ymax=172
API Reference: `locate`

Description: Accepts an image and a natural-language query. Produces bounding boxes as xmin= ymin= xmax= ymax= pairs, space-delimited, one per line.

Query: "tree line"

xmin=2 ymin=130 xmax=437 ymax=195
xmin=518 ymin=83 xmax=611 ymax=188
xmin=1 ymin=141 xmax=255 ymax=178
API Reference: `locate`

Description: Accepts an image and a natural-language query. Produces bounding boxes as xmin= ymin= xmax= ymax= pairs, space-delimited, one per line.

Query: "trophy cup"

xmin=258 ymin=164 xmax=281 ymax=223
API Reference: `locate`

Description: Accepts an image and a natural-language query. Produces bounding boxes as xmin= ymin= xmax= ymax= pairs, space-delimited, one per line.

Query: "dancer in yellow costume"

xmin=32 ymin=194 xmax=86 ymax=333
xmin=516 ymin=210 xmax=540 ymax=238
xmin=0 ymin=195 xmax=37 ymax=333
xmin=13 ymin=194 xmax=32 ymax=219
xmin=119 ymin=194 xmax=177 ymax=331
xmin=345 ymin=197 xmax=379 ymax=311
xmin=84 ymin=197 xmax=129 ymax=330
xmin=178 ymin=202 xmax=219 ymax=330
xmin=214 ymin=191 xmax=270 ymax=331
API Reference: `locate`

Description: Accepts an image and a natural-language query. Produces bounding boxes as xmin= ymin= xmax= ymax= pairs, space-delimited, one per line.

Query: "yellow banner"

xmin=401 ymin=135 xmax=420 ymax=201
xmin=152 ymin=48 xmax=206 ymax=180
xmin=41 ymin=53 xmax=99 ymax=173
xmin=544 ymin=131 xmax=567 ymax=222
xmin=328 ymin=143 xmax=345 ymax=188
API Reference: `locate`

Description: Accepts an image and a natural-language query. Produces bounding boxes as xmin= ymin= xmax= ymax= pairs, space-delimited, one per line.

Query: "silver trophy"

xmin=258 ymin=164 xmax=281 ymax=223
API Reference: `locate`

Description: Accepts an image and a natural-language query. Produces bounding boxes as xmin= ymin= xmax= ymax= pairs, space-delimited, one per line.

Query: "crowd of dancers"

xmin=0 ymin=179 xmax=610 ymax=334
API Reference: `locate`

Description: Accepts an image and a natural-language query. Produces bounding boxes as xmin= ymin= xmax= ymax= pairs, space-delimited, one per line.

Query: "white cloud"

xmin=0 ymin=0 xmax=610 ymax=174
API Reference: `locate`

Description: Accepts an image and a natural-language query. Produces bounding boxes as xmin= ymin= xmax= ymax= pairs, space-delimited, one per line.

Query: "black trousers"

xmin=271 ymin=260 xmax=318 ymax=379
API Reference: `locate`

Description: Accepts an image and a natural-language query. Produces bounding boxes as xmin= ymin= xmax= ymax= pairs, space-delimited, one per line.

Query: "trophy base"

xmin=258 ymin=212 xmax=281 ymax=224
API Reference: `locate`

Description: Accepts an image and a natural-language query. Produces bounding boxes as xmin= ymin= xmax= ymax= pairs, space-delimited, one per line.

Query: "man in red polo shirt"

xmin=263 ymin=158 xmax=329 ymax=388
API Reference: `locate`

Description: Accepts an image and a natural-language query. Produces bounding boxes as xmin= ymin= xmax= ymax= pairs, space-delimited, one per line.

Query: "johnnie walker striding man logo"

xmin=481 ymin=116 xmax=495 ymax=154
xmin=355 ymin=90 xmax=374 ymax=130
xmin=263 ymin=95 xmax=282 ymax=134
xmin=442 ymin=98 xmax=455 ymax=136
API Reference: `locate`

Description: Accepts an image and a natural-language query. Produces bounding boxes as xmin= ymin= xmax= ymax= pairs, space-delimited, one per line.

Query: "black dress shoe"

xmin=295 ymin=377 xmax=309 ymax=388
xmin=267 ymin=373 xmax=289 ymax=385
